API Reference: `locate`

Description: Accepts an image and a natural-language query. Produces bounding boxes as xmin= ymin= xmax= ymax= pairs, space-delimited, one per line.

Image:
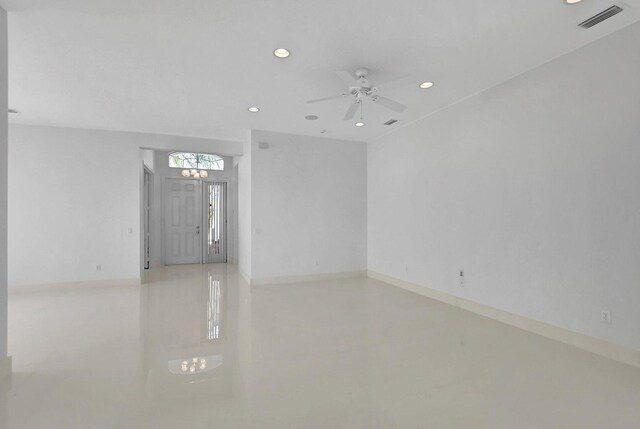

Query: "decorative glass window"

xmin=168 ymin=152 xmax=224 ymax=171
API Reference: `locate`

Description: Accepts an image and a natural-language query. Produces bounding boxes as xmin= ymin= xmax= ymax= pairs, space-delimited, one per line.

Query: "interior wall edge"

xmin=238 ymin=268 xmax=251 ymax=286
xmin=10 ymin=123 xmax=246 ymax=153
xmin=0 ymin=356 xmax=11 ymax=381
xmin=0 ymin=6 xmax=8 ymax=362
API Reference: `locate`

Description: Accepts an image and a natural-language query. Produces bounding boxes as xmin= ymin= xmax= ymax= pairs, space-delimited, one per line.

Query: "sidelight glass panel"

xmin=205 ymin=182 xmax=227 ymax=263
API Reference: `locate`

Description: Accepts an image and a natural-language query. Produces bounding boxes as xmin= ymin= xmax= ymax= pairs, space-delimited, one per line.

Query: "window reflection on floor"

xmin=207 ymin=274 xmax=223 ymax=341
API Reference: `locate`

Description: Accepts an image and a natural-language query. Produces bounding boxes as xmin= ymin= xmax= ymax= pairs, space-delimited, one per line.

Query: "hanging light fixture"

xmin=182 ymin=169 xmax=209 ymax=179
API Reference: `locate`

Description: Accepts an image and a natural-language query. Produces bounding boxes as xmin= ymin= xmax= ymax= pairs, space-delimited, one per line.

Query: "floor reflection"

xmin=6 ymin=264 xmax=640 ymax=429
xmin=206 ymin=274 xmax=223 ymax=341
xmin=140 ymin=265 xmax=244 ymax=404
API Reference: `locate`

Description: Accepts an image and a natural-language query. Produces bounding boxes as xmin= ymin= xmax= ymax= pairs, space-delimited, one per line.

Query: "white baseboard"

xmin=250 ymin=270 xmax=366 ymax=286
xmin=0 ymin=356 xmax=11 ymax=381
xmin=9 ymin=278 xmax=141 ymax=293
xmin=368 ymin=270 xmax=640 ymax=369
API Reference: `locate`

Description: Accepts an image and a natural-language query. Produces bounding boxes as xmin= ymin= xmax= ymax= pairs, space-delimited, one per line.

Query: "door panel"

xmin=164 ymin=179 xmax=201 ymax=265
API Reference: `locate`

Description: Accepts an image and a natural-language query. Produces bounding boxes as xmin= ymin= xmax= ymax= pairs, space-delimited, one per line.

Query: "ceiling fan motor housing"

xmin=354 ymin=67 xmax=369 ymax=79
xmin=354 ymin=67 xmax=373 ymax=88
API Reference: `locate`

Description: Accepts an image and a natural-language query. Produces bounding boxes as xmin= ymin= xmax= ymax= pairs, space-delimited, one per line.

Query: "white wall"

xmin=8 ymin=124 xmax=243 ymax=286
xmin=250 ymin=130 xmax=367 ymax=280
xmin=0 ymin=7 xmax=7 ymax=360
xmin=368 ymin=23 xmax=640 ymax=351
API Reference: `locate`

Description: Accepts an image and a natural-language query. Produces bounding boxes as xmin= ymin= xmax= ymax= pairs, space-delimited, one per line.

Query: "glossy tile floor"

xmin=4 ymin=264 xmax=640 ymax=428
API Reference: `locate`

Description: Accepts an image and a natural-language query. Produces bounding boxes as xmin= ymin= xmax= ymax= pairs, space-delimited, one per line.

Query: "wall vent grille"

xmin=578 ymin=6 xmax=623 ymax=29
xmin=384 ymin=119 xmax=398 ymax=126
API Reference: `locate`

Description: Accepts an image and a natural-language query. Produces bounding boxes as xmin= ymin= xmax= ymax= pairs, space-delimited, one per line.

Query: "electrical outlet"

xmin=96 ymin=264 xmax=102 ymax=271
xmin=459 ymin=269 xmax=464 ymax=287
xmin=314 ymin=260 xmax=319 ymax=266
xmin=128 ymin=227 xmax=133 ymax=234
xmin=601 ymin=310 xmax=612 ymax=324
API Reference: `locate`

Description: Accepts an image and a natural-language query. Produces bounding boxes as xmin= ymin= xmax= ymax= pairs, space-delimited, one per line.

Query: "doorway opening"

xmin=163 ymin=178 xmax=228 ymax=265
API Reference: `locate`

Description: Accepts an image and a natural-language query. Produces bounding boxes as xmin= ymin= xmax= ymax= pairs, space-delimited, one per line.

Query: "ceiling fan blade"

xmin=307 ymin=94 xmax=348 ymax=104
xmin=343 ymin=102 xmax=359 ymax=120
xmin=372 ymin=95 xmax=407 ymax=113
xmin=335 ymin=70 xmax=355 ymax=85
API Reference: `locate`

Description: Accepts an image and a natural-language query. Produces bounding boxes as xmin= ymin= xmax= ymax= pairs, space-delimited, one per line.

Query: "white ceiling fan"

xmin=307 ymin=68 xmax=408 ymax=121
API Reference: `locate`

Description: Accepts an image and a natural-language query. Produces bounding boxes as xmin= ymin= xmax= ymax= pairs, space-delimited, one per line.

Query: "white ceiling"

xmin=3 ymin=0 xmax=640 ymax=142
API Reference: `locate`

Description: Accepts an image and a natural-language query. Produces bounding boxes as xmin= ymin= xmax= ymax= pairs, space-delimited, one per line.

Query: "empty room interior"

xmin=0 ymin=0 xmax=639 ymax=427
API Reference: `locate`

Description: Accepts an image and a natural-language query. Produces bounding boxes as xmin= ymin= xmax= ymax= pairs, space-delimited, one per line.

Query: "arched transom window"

xmin=169 ymin=152 xmax=224 ymax=171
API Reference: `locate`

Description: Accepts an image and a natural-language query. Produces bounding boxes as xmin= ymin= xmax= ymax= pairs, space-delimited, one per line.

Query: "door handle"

xmin=196 ymin=226 xmax=200 ymax=235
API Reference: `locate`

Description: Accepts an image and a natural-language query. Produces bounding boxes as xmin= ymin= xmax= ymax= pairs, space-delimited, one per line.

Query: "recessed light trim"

xmin=355 ymin=121 xmax=365 ymax=127
xmin=273 ymin=48 xmax=290 ymax=58
xmin=565 ymin=0 xmax=582 ymax=4
xmin=419 ymin=81 xmax=434 ymax=89
xmin=248 ymin=106 xmax=260 ymax=113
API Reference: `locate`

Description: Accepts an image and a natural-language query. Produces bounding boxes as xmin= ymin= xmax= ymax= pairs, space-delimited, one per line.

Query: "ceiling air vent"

xmin=384 ymin=119 xmax=398 ymax=126
xmin=578 ymin=5 xmax=623 ymax=29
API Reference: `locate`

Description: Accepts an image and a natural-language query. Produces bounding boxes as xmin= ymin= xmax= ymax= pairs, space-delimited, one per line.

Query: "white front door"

xmin=164 ymin=179 xmax=201 ymax=265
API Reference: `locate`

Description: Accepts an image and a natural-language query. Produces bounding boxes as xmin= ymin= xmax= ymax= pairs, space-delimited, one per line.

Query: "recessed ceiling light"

xmin=419 ymin=81 xmax=434 ymax=89
xmin=248 ymin=106 xmax=260 ymax=112
xmin=565 ymin=0 xmax=582 ymax=4
xmin=8 ymin=108 xmax=20 ymax=114
xmin=305 ymin=115 xmax=319 ymax=120
xmin=273 ymin=48 xmax=290 ymax=58
xmin=355 ymin=121 xmax=365 ymax=127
